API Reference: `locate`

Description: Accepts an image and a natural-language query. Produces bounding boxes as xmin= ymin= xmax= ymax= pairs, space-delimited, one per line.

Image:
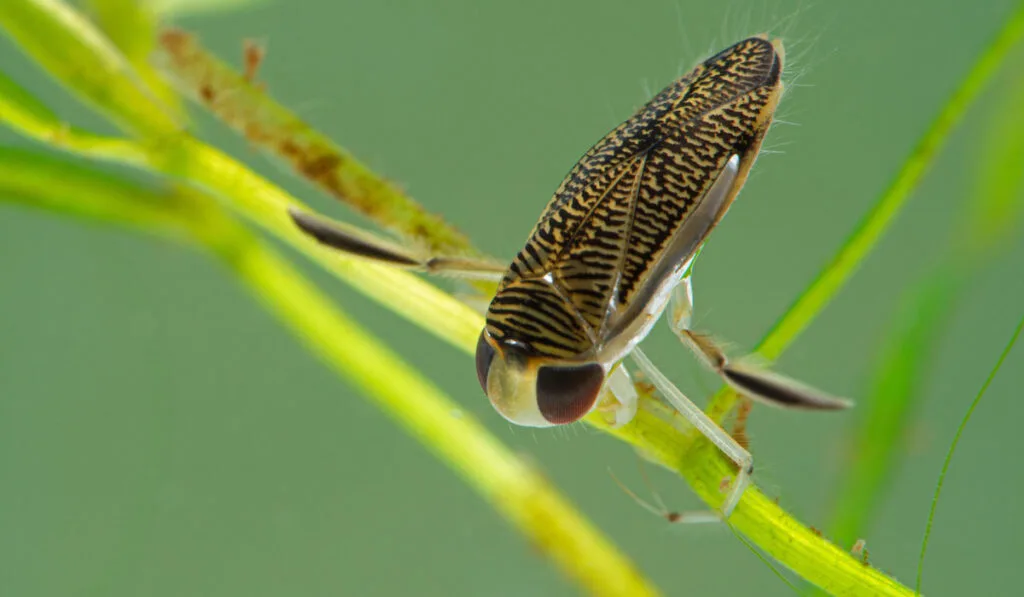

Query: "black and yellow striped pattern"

xmin=486 ymin=36 xmax=784 ymax=361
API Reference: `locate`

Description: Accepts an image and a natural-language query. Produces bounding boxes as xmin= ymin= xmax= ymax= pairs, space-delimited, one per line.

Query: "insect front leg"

xmin=601 ymin=364 xmax=640 ymax=428
xmin=289 ymin=207 xmax=507 ymax=281
xmin=629 ymin=348 xmax=752 ymax=519
xmin=668 ymin=279 xmax=852 ymax=411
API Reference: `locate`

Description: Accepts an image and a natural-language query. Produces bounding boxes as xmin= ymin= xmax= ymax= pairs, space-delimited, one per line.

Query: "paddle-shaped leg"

xmin=669 ymin=276 xmax=851 ymax=410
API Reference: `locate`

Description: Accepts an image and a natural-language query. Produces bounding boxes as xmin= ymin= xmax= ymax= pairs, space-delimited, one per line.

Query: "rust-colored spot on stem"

xmin=730 ymin=396 xmax=753 ymax=450
xmin=155 ymin=26 xmax=481 ymax=259
xmin=243 ymin=39 xmax=265 ymax=83
xmin=199 ymin=84 xmax=215 ymax=103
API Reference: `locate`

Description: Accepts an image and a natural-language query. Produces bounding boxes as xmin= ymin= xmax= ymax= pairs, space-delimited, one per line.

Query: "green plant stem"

xmin=0 ymin=0 xmax=179 ymax=137
xmin=915 ymin=313 xmax=1024 ymax=594
xmin=591 ymin=401 xmax=913 ymax=596
xmin=705 ymin=1 xmax=1024 ymax=424
xmin=0 ymin=147 xmax=185 ymax=231
xmin=0 ymin=70 xmax=149 ymax=164
xmin=0 ymin=147 xmax=659 ymax=597
xmin=85 ymin=0 xmax=183 ymax=118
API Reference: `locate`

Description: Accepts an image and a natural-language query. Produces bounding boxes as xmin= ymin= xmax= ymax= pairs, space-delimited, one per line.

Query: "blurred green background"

xmin=2 ymin=0 xmax=1023 ymax=595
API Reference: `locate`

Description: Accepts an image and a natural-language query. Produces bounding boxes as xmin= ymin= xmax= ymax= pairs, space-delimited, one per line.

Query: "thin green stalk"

xmin=825 ymin=273 xmax=962 ymax=551
xmin=915 ymin=313 xmax=1024 ymax=594
xmin=0 ymin=70 xmax=148 ymax=164
xmin=825 ymin=54 xmax=1024 ymax=555
xmin=0 ymin=148 xmax=659 ymax=597
xmin=706 ymin=2 xmax=1024 ymax=423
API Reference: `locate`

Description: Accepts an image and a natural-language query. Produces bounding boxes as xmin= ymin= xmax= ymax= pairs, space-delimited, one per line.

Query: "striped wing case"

xmin=486 ymin=36 xmax=784 ymax=361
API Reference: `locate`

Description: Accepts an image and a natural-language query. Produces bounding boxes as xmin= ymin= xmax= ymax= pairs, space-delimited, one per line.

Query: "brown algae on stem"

xmin=155 ymin=28 xmax=479 ymax=256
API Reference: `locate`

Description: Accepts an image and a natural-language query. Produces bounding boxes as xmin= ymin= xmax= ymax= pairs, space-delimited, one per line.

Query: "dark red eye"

xmin=536 ymin=363 xmax=605 ymax=424
xmin=475 ymin=330 xmax=496 ymax=394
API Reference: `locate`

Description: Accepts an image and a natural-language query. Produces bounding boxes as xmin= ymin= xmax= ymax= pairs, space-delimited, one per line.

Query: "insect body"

xmin=290 ymin=35 xmax=850 ymax=518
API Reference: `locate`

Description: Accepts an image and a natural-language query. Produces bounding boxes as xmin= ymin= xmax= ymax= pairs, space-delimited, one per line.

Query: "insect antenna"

xmin=608 ymin=467 xmax=676 ymax=521
xmin=608 ymin=461 xmax=720 ymax=525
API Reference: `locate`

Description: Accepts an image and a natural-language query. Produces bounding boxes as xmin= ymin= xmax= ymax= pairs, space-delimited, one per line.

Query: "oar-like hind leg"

xmin=668 ymin=276 xmax=852 ymax=410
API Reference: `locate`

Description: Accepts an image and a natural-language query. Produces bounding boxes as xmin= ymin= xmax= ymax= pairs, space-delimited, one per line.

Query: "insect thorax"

xmin=485 ymin=277 xmax=597 ymax=362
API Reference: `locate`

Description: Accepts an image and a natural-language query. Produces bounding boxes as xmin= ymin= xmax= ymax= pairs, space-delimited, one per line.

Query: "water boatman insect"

xmin=289 ymin=35 xmax=851 ymax=518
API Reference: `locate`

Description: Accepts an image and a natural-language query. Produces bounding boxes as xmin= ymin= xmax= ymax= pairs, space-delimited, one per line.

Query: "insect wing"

xmin=490 ymin=36 xmax=784 ymax=359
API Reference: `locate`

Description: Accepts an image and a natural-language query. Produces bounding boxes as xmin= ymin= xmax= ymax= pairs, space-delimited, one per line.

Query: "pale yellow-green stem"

xmin=0 ymin=147 xmax=658 ymax=597
xmin=209 ymin=223 xmax=659 ymax=597
xmin=85 ymin=0 xmax=183 ymax=117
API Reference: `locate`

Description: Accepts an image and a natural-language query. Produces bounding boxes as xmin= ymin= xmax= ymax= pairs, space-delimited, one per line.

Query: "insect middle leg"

xmin=622 ymin=348 xmax=753 ymax=519
xmin=669 ymin=276 xmax=851 ymax=411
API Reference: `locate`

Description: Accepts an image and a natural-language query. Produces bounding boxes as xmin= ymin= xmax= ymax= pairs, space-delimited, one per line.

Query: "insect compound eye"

xmin=535 ymin=362 xmax=605 ymax=425
xmin=475 ymin=330 xmax=497 ymax=395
